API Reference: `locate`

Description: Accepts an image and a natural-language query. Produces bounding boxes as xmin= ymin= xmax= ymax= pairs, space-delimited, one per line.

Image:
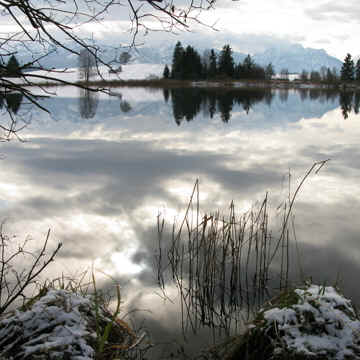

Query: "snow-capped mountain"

xmin=253 ymin=44 xmax=342 ymax=73
xmin=132 ymin=43 xmax=343 ymax=73
xmin=14 ymin=39 xmax=342 ymax=74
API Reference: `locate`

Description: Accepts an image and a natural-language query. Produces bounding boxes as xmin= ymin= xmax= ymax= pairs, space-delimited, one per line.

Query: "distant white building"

xmin=272 ymin=73 xmax=300 ymax=81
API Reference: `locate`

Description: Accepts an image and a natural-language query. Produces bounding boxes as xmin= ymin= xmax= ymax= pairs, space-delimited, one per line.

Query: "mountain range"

xmin=15 ymin=40 xmax=342 ymax=74
xmin=133 ymin=42 xmax=342 ymax=74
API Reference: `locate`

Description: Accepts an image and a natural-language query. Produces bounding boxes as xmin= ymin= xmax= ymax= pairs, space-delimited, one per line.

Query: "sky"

xmin=207 ymin=0 xmax=359 ymax=59
xmin=2 ymin=1 xmax=359 ymax=61
xmin=77 ymin=0 xmax=360 ymax=61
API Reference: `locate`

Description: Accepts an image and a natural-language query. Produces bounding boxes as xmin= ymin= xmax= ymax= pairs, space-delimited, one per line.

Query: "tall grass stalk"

xmin=91 ymin=269 xmax=123 ymax=357
xmin=156 ymin=160 xmax=329 ymax=337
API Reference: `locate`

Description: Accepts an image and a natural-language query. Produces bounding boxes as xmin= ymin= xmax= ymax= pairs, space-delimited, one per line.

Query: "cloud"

xmin=314 ymin=38 xmax=331 ymax=45
xmin=305 ymin=1 xmax=360 ymax=22
xmin=70 ymin=13 xmax=311 ymax=57
xmin=116 ymin=29 xmax=307 ymax=56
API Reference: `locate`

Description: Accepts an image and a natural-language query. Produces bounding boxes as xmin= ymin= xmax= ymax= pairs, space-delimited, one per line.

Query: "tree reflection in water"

xmin=167 ymin=88 xmax=275 ymax=125
xmin=0 ymin=91 xmax=26 ymax=141
xmin=339 ymin=91 xmax=360 ymax=119
xmin=120 ymin=100 xmax=132 ymax=113
xmin=79 ymin=88 xmax=99 ymax=119
xmin=165 ymin=87 xmax=359 ymax=124
xmin=79 ymin=88 xmax=132 ymax=119
xmin=4 ymin=93 xmax=23 ymax=114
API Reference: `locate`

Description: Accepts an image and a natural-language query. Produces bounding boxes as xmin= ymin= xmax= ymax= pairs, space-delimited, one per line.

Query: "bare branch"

xmin=0 ymin=225 xmax=62 ymax=314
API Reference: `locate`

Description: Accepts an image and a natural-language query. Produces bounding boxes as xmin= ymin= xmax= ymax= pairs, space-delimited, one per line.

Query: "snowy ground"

xmin=12 ymin=63 xmax=165 ymax=85
xmin=0 ymin=289 xmax=96 ymax=359
xmin=263 ymin=284 xmax=360 ymax=359
xmin=0 ymin=288 xmax=141 ymax=359
xmin=2 ymin=284 xmax=358 ymax=360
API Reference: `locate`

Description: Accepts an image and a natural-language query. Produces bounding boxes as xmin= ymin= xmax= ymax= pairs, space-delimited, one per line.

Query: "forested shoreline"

xmin=163 ymin=42 xmax=360 ymax=86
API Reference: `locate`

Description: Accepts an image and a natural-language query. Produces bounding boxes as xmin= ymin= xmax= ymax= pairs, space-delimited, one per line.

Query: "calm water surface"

xmin=1 ymin=87 xmax=360 ymax=355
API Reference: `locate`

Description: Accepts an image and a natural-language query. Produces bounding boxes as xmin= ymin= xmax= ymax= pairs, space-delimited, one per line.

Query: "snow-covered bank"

xmin=0 ymin=288 xmax=142 ymax=360
xmin=1 ymin=284 xmax=359 ymax=360
xmin=22 ymin=63 xmax=165 ymax=85
xmin=263 ymin=284 xmax=360 ymax=358
xmin=202 ymin=284 xmax=360 ymax=360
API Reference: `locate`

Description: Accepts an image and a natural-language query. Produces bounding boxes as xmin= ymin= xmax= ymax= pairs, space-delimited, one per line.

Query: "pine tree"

xmin=6 ymin=55 xmax=21 ymax=77
xmin=79 ymin=49 xmax=96 ymax=82
xmin=182 ymin=45 xmax=202 ymax=80
xmin=326 ymin=68 xmax=333 ymax=83
xmin=310 ymin=70 xmax=321 ymax=82
xmin=252 ymin=65 xmax=266 ymax=80
xmin=218 ymin=44 xmax=234 ymax=77
xmin=242 ymin=55 xmax=254 ymax=77
xmin=208 ymin=49 xmax=217 ymax=78
xmin=265 ymin=63 xmax=274 ymax=80
xmin=238 ymin=55 xmax=266 ymax=80
xmin=332 ymin=67 xmax=339 ymax=81
xmin=163 ymin=64 xmax=170 ymax=79
xmin=355 ymin=59 xmax=360 ymax=81
xmin=300 ymin=70 xmax=309 ymax=81
xmin=171 ymin=41 xmax=185 ymax=79
xmin=193 ymin=49 xmax=203 ymax=79
xmin=201 ymin=49 xmax=211 ymax=76
xmin=341 ymin=53 xmax=355 ymax=81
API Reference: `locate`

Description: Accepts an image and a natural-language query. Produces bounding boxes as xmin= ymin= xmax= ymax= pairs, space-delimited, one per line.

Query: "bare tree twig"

xmin=0 ymin=225 xmax=62 ymax=315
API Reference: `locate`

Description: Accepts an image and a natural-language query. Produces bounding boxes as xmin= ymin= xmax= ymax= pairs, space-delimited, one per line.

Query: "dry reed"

xmin=156 ymin=160 xmax=329 ymax=338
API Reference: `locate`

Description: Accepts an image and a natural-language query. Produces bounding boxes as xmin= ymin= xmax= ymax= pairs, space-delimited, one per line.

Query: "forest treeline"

xmin=299 ymin=53 xmax=360 ymax=83
xmin=163 ymin=42 xmax=273 ymax=81
xmin=163 ymin=42 xmax=360 ymax=84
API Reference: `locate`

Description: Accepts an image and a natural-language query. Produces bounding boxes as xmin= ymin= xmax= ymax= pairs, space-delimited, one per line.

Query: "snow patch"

xmin=0 ymin=289 xmax=96 ymax=359
xmin=263 ymin=284 xmax=360 ymax=359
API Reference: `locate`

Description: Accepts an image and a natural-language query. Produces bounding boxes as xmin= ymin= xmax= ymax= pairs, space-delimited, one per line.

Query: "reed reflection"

xmin=155 ymin=168 xmax=323 ymax=337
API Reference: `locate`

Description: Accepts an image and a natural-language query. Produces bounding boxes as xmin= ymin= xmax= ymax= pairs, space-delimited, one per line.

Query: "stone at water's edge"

xmin=200 ymin=284 xmax=360 ymax=360
xmin=0 ymin=288 xmax=137 ymax=359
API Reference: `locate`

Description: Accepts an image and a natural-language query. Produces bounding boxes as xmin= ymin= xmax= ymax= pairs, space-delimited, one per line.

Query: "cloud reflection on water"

xmin=0 ymin=87 xmax=360 ymax=355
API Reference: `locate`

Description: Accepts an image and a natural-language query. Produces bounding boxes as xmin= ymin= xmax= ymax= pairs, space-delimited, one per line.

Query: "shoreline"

xmin=22 ymin=78 xmax=360 ymax=91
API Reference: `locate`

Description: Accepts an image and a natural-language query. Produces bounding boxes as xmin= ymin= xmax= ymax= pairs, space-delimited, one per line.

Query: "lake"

xmin=1 ymin=86 xmax=360 ymax=356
